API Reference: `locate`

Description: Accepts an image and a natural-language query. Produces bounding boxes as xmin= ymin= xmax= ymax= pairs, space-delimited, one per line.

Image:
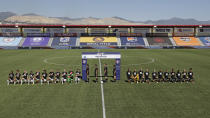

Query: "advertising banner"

xmin=147 ymin=37 xmax=173 ymax=46
xmin=51 ymin=37 xmax=77 ymax=46
xmin=22 ymin=37 xmax=50 ymax=47
xmin=120 ymin=37 xmax=145 ymax=46
xmin=80 ymin=37 xmax=118 ymax=46
xmin=0 ymin=37 xmax=22 ymax=46
xmin=173 ymin=37 xmax=202 ymax=46
xmin=199 ymin=37 xmax=210 ymax=46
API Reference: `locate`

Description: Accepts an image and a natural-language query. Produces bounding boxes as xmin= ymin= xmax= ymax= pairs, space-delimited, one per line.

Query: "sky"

xmin=0 ymin=0 xmax=209 ymax=21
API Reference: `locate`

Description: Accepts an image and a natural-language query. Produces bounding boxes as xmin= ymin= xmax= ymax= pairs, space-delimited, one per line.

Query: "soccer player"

xmin=86 ymin=64 xmax=90 ymax=82
xmin=61 ymin=69 xmax=68 ymax=84
xmin=55 ymin=70 xmax=61 ymax=83
xmin=68 ymin=69 xmax=74 ymax=83
xmin=133 ymin=69 xmax=138 ymax=83
xmin=35 ymin=71 xmax=41 ymax=83
xmin=182 ymin=69 xmax=187 ymax=82
xmin=29 ymin=71 xmax=35 ymax=85
xmin=95 ymin=64 xmax=99 ymax=83
xmin=144 ymin=69 xmax=150 ymax=83
xmin=171 ymin=69 xmax=176 ymax=83
xmin=7 ymin=71 xmax=14 ymax=85
xmin=21 ymin=70 xmax=28 ymax=85
xmin=152 ymin=69 xmax=157 ymax=82
xmin=15 ymin=70 xmax=21 ymax=85
xmin=127 ymin=68 xmax=132 ymax=83
xmin=158 ymin=69 xmax=163 ymax=82
xmin=104 ymin=64 xmax=108 ymax=82
xmin=113 ymin=65 xmax=116 ymax=82
xmin=176 ymin=70 xmax=182 ymax=82
xmin=41 ymin=70 xmax=48 ymax=85
xmin=188 ymin=68 xmax=194 ymax=82
xmin=164 ymin=69 xmax=170 ymax=82
xmin=75 ymin=69 xmax=81 ymax=84
xmin=70 ymin=70 xmax=74 ymax=83
xmin=139 ymin=68 xmax=144 ymax=83
xmin=48 ymin=70 xmax=55 ymax=84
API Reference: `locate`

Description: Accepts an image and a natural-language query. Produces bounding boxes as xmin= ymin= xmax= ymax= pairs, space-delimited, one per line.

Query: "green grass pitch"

xmin=0 ymin=49 xmax=210 ymax=118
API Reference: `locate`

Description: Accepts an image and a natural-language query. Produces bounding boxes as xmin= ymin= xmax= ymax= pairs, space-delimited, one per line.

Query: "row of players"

xmin=7 ymin=69 xmax=82 ymax=85
xmin=127 ymin=68 xmax=194 ymax=83
xmin=7 ymin=65 xmax=194 ymax=85
xmin=7 ymin=64 xmax=113 ymax=85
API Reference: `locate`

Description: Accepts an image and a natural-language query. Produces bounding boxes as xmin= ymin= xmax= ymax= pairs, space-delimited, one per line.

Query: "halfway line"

xmin=98 ymin=50 xmax=106 ymax=118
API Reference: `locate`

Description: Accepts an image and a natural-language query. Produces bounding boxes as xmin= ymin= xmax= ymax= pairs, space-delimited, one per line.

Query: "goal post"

xmin=82 ymin=52 xmax=121 ymax=81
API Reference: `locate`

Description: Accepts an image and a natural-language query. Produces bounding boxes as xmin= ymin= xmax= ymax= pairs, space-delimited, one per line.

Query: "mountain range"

xmin=0 ymin=12 xmax=210 ymax=25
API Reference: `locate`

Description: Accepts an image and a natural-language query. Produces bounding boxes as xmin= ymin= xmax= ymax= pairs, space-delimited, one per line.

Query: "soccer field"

xmin=0 ymin=49 xmax=210 ymax=118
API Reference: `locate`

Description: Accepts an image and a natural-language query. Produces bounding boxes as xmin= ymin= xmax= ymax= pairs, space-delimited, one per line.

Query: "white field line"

xmin=43 ymin=56 xmax=81 ymax=66
xmin=98 ymin=52 xmax=106 ymax=118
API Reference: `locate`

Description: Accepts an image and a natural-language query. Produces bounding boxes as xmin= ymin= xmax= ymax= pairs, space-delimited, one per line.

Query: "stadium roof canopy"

xmin=0 ymin=24 xmax=210 ymax=28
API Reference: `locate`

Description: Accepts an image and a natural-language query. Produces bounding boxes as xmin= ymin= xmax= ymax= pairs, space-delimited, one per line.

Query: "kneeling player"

xmin=41 ymin=70 xmax=48 ymax=85
xmin=188 ymin=68 xmax=194 ymax=82
xmin=176 ymin=70 xmax=182 ymax=82
xmin=61 ymin=69 xmax=67 ymax=84
xmin=48 ymin=70 xmax=55 ymax=84
xmin=152 ymin=69 xmax=157 ymax=82
xmin=21 ymin=71 xmax=28 ymax=85
xmin=133 ymin=69 xmax=139 ymax=83
xmin=171 ymin=69 xmax=176 ymax=83
xmin=158 ymin=69 xmax=163 ymax=82
xmin=139 ymin=68 xmax=143 ymax=83
xmin=182 ymin=69 xmax=187 ymax=82
xmin=35 ymin=71 xmax=41 ymax=83
xmin=29 ymin=71 xmax=35 ymax=85
xmin=55 ymin=70 xmax=61 ymax=83
xmin=15 ymin=70 xmax=21 ymax=85
xmin=68 ymin=70 xmax=74 ymax=83
xmin=144 ymin=69 xmax=150 ymax=83
xmin=7 ymin=71 xmax=14 ymax=85
xmin=164 ymin=70 xmax=170 ymax=82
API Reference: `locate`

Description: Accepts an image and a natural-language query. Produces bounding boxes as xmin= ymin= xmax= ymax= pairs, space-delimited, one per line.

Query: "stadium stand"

xmin=90 ymin=28 xmax=108 ymax=33
xmin=45 ymin=28 xmax=64 ymax=33
xmin=23 ymin=28 xmax=42 ymax=33
xmin=173 ymin=37 xmax=202 ymax=46
xmin=0 ymin=25 xmax=210 ymax=49
xmin=1 ymin=28 xmax=19 ymax=33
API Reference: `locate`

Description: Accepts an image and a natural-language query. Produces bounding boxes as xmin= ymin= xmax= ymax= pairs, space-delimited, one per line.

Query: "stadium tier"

xmin=172 ymin=37 xmax=202 ymax=46
xmin=1 ymin=25 xmax=210 ymax=49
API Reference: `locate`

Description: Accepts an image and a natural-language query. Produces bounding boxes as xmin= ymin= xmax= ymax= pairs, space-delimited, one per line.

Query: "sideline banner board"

xmin=22 ymin=37 xmax=50 ymax=47
xmin=0 ymin=37 xmax=22 ymax=46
